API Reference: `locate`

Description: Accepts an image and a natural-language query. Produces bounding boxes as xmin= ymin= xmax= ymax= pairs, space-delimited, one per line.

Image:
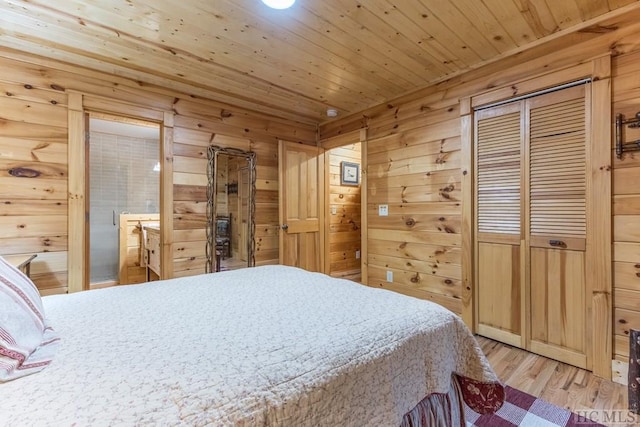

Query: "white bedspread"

xmin=0 ymin=265 xmax=497 ymax=426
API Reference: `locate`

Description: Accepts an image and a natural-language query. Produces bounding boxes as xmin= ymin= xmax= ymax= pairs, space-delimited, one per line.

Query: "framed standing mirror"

xmin=206 ymin=145 xmax=256 ymax=273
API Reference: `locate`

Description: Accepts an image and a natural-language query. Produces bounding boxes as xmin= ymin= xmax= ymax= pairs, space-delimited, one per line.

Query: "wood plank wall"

xmin=612 ymin=48 xmax=640 ymax=367
xmin=0 ymin=47 xmax=316 ymax=292
xmin=0 ymin=57 xmax=69 ymax=296
xmin=364 ymin=111 xmax=463 ymax=315
xmin=320 ymin=16 xmax=640 ymax=370
xmin=327 ymin=143 xmax=361 ymax=281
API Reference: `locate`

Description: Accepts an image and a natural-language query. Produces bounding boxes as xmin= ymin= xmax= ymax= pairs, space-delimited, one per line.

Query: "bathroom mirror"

xmin=206 ymin=145 xmax=256 ymax=273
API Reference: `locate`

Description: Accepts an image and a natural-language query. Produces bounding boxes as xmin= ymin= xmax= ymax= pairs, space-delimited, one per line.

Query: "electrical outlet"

xmin=355 ymin=250 xmax=361 ymax=259
xmin=378 ymin=204 xmax=388 ymax=216
xmin=386 ymin=270 xmax=393 ymax=282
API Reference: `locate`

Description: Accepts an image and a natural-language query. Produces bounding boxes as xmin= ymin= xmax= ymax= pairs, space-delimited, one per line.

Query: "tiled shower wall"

xmin=89 ymin=130 xmax=160 ymax=283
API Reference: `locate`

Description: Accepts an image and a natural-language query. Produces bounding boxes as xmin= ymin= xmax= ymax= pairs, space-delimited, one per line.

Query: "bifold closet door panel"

xmin=526 ymin=85 xmax=588 ymax=369
xmin=475 ymin=102 xmax=524 ymax=346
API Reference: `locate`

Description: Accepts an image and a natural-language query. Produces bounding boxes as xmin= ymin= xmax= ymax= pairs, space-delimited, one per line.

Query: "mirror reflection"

xmin=206 ymin=146 xmax=256 ymax=273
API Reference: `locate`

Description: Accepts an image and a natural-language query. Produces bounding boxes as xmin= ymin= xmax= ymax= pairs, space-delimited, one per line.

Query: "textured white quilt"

xmin=0 ymin=265 xmax=497 ymax=426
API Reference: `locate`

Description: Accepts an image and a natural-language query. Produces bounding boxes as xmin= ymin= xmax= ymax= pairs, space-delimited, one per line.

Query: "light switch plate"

xmin=378 ymin=204 xmax=389 ymax=216
xmin=386 ymin=270 xmax=393 ymax=282
xmin=331 ymin=206 xmax=337 ymax=215
xmin=355 ymin=250 xmax=361 ymax=259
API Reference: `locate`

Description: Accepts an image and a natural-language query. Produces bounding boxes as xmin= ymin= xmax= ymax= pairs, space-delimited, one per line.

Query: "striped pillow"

xmin=0 ymin=256 xmax=59 ymax=382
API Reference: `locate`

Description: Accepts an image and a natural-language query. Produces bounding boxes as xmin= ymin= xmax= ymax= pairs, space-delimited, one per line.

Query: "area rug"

xmin=464 ymin=385 xmax=604 ymax=426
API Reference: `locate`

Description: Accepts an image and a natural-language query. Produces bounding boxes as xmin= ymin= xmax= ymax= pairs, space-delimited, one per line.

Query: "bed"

xmin=1 ymin=263 xmax=503 ymax=426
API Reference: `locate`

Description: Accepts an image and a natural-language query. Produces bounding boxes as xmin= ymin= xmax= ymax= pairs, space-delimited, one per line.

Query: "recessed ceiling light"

xmin=261 ymin=0 xmax=295 ymax=9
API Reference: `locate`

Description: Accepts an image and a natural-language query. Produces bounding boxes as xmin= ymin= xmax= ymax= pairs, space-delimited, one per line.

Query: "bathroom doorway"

xmin=88 ymin=114 xmax=161 ymax=287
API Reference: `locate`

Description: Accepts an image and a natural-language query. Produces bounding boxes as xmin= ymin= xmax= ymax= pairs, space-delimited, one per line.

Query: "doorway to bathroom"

xmin=88 ymin=114 xmax=161 ymax=288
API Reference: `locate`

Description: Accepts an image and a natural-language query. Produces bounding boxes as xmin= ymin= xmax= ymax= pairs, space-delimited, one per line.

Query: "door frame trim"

xmin=67 ymin=93 xmax=174 ymax=292
xmin=318 ymin=130 xmax=367 ymax=279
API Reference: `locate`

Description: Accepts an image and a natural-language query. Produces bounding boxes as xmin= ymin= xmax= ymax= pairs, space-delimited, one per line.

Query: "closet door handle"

xmin=549 ymin=240 xmax=566 ymax=248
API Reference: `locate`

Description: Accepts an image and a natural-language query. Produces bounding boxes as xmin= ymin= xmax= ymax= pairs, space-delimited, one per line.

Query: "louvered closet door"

xmin=527 ymin=85 xmax=588 ymax=369
xmin=475 ymin=84 xmax=590 ymax=369
xmin=475 ymin=102 xmax=524 ymax=347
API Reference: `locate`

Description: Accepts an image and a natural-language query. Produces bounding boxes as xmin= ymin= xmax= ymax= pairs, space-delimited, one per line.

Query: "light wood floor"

xmin=219 ymin=256 xmax=248 ymax=271
xmin=477 ymin=336 xmax=628 ymax=414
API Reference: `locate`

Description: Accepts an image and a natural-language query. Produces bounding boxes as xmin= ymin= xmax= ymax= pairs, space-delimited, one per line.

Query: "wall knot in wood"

xmin=8 ymin=167 xmax=40 ymax=178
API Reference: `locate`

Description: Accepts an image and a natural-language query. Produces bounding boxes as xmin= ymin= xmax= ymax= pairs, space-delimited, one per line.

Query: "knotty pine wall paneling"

xmin=365 ymin=108 xmax=463 ymax=315
xmin=0 ymin=47 xmax=315 ymax=291
xmin=612 ymin=48 xmax=640 ymax=373
xmin=0 ymin=72 xmax=70 ymax=296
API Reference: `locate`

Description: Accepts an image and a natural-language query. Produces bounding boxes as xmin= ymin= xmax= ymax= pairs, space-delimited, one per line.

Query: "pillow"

xmin=0 ymin=256 xmax=59 ymax=382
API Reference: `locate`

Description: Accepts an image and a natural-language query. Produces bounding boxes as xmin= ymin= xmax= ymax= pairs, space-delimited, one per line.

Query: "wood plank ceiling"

xmin=0 ymin=0 xmax=637 ymax=124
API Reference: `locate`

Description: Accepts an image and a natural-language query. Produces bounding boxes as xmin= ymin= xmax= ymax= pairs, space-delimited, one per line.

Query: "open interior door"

xmin=278 ymin=140 xmax=324 ymax=272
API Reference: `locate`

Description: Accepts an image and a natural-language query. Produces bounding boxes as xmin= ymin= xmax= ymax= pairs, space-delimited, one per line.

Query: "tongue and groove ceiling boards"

xmin=0 ymin=0 xmax=637 ymax=124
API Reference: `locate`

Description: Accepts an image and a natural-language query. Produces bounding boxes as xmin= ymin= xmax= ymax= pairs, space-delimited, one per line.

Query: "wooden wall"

xmin=0 ymin=55 xmax=69 ymax=295
xmin=360 ymin=107 xmax=462 ymax=315
xmin=0 ymin=47 xmax=315 ymax=293
xmin=612 ymin=48 xmax=640 ymax=368
xmin=320 ymin=13 xmax=640 ymax=375
xmin=327 ymin=143 xmax=361 ymax=281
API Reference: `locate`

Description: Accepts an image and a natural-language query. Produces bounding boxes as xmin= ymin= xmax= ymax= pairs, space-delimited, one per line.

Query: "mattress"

xmin=0 ymin=265 xmax=500 ymax=426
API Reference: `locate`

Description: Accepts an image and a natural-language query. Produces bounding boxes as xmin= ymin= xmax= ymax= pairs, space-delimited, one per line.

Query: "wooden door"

xmin=475 ymin=102 xmax=524 ymax=347
xmin=278 ymin=141 xmax=324 ymax=271
xmin=527 ymin=86 xmax=589 ymax=368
